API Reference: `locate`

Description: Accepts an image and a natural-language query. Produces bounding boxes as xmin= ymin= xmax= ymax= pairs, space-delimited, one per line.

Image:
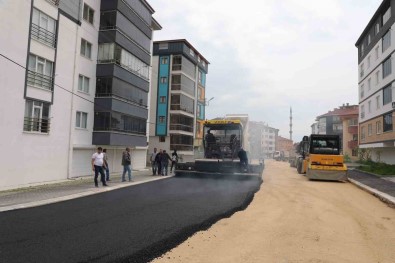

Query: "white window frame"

xmin=376 ymin=70 xmax=380 ymax=85
xmin=24 ymin=100 xmax=50 ymax=133
xmin=376 ymin=95 xmax=381 ymax=109
xmin=76 ymin=111 xmax=88 ymax=129
xmin=368 ymin=78 xmax=371 ymax=90
xmin=368 ymin=100 xmax=371 ymax=113
xmin=368 ymin=124 xmax=372 ymax=136
xmin=360 ymin=84 xmax=365 ymax=99
xmin=78 ymin=74 xmax=90 ymax=93
xmin=80 ymin=38 xmax=92 ymax=59
xmin=83 ymin=3 xmax=94 ymax=24
xmin=375 ymin=46 xmax=379 ymax=60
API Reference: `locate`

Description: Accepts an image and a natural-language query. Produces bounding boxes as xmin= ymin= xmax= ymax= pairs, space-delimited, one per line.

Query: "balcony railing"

xmin=170 ymin=124 xmax=193 ymax=132
xmin=27 ymin=70 xmax=54 ymax=91
xmin=46 ymin=0 xmax=60 ymax=5
xmin=170 ymin=144 xmax=193 ymax=151
xmin=170 ymin=105 xmax=194 ymax=115
xmin=31 ymin=23 xmax=56 ymax=47
xmin=23 ymin=117 xmax=50 ymax=133
xmin=348 ymin=126 xmax=358 ymax=134
xmin=348 ymin=140 xmax=358 ymax=149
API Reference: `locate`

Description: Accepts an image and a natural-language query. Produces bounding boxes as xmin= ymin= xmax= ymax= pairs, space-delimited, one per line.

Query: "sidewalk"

xmin=348 ymin=168 xmax=395 ymax=207
xmin=0 ymin=169 xmax=171 ymax=212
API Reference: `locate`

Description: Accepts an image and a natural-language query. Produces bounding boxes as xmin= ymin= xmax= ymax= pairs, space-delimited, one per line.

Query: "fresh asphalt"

xmin=0 ymin=174 xmax=262 ymax=263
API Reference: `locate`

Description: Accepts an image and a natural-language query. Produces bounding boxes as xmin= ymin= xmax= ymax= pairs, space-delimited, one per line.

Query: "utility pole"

xmin=289 ymin=107 xmax=293 ymax=141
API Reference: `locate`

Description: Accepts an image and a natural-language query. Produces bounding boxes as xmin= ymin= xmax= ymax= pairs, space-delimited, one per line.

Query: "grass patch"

xmin=358 ymin=161 xmax=395 ymax=176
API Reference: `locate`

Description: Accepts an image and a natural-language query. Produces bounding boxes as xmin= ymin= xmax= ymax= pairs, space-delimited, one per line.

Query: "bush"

xmin=359 ymin=161 xmax=395 ymax=176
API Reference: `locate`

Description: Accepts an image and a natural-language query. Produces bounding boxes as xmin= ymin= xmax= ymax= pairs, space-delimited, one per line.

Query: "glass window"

xmin=368 ymin=124 xmax=372 ymax=136
xmin=360 ymin=126 xmax=365 ymax=141
xmin=383 ymin=84 xmax=392 ymax=105
xmin=78 ymin=75 xmax=90 ymax=93
xmin=81 ymin=39 xmax=92 ymax=58
xmin=383 ymin=7 xmax=391 ymax=25
xmin=160 ymin=77 xmax=167 ymax=84
xmin=383 ymin=112 xmax=393 ymax=132
xmin=76 ymin=111 xmax=88 ymax=129
xmin=383 ymin=57 xmax=392 ymax=78
xmin=31 ymin=8 xmax=56 ymax=47
xmin=23 ymin=99 xmax=50 ymax=133
xmin=376 ymin=121 xmax=382 ymax=134
xmin=27 ymin=54 xmax=54 ymax=90
xmin=159 ymin=96 xmax=166 ymax=103
xmin=361 ymin=105 xmax=365 ymax=119
xmin=376 ymin=70 xmax=381 ymax=85
xmin=360 ymin=84 xmax=365 ymax=99
xmin=383 ymin=30 xmax=391 ymax=52
xmin=161 ymin=57 xmax=168 ymax=64
xmin=376 ymin=95 xmax=381 ymax=109
xmin=83 ymin=3 xmax=94 ymax=24
xmin=159 ymin=43 xmax=168 ymax=49
xmin=100 ymin=11 xmax=116 ymax=29
xmin=368 ymin=100 xmax=371 ymax=113
xmin=375 ymin=46 xmax=379 ymax=60
xmin=94 ymin=112 xmax=146 ymax=134
xmin=159 ymin=116 xmax=165 ymax=123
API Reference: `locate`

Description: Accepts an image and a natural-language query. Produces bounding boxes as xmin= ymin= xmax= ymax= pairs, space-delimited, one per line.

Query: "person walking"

xmin=150 ymin=148 xmax=158 ymax=175
xmin=91 ymin=147 xmax=108 ymax=187
xmin=170 ymin=149 xmax=178 ymax=174
xmin=103 ymin=149 xmax=110 ymax=181
xmin=155 ymin=149 xmax=163 ymax=176
xmin=122 ymin=147 xmax=132 ymax=182
xmin=161 ymin=150 xmax=172 ymax=176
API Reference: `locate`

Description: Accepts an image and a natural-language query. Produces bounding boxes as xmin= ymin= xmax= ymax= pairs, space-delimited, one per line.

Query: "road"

xmin=153 ymin=160 xmax=395 ymax=263
xmin=0 ymin=174 xmax=261 ymax=263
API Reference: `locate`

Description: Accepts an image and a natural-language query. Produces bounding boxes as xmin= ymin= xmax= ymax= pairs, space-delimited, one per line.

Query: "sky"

xmin=148 ymin=0 xmax=382 ymax=141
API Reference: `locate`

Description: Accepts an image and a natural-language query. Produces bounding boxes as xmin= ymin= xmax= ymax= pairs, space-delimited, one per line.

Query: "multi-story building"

xmin=148 ymin=39 xmax=209 ymax=162
xmin=356 ymin=0 xmax=395 ymax=164
xmin=262 ymin=125 xmax=279 ymax=158
xmin=314 ymin=104 xmax=359 ymax=159
xmin=276 ymin=136 xmax=293 ymax=153
xmin=248 ymin=121 xmax=265 ymax=159
xmin=0 ymin=0 xmax=160 ymax=190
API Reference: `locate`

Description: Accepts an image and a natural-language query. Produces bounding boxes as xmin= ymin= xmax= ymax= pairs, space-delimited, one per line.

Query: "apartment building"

xmin=356 ymin=0 xmax=395 ymax=164
xmin=276 ymin=136 xmax=293 ymax=153
xmin=313 ymin=104 xmax=359 ymax=159
xmin=0 ymin=0 xmax=160 ymax=190
xmin=148 ymin=40 xmax=209 ymax=162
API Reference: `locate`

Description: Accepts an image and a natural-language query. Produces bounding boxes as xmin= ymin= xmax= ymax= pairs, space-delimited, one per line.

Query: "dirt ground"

xmin=152 ymin=160 xmax=395 ymax=263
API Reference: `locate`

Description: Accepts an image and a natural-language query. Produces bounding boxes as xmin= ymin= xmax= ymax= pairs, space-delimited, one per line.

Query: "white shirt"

xmin=92 ymin=152 xmax=104 ymax=166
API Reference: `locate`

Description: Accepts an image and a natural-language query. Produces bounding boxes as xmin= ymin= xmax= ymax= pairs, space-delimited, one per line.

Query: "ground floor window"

xmin=170 ymin=134 xmax=193 ymax=151
xmin=383 ymin=112 xmax=393 ymax=132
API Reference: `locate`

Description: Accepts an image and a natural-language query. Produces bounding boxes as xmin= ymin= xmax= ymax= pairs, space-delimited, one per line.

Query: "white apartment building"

xmin=0 ymin=0 xmax=160 ymax=190
xmin=356 ymin=0 xmax=395 ymax=164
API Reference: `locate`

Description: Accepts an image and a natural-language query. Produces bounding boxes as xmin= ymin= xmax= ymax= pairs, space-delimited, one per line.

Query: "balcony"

xmin=348 ymin=140 xmax=358 ymax=149
xmin=31 ymin=23 xmax=56 ymax=47
xmin=348 ymin=126 xmax=358 ymax=134
xmin=170 ymin=124 xmax=193 ymax=133
xmin=46 ymin=0 xmax=59 ymax=5
xmin=23 ymin=117 xmax=50 ymax=133
xmin=27 ymin=70 xmax=54 ymax=91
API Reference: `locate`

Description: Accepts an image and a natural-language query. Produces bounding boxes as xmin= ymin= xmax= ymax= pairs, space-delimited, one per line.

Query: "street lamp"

xmin=205 ymin=97 xmax=214 ymax=106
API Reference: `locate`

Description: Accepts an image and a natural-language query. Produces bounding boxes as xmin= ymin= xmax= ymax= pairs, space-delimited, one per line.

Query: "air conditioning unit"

xmin=392 ymin=102 xmax=395 ymax=109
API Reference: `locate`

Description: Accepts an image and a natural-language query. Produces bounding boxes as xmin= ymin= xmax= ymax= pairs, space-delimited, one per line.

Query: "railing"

xmin=23 ymin=117 xmax=50 ymax=133
xmin=348 ymin=140 xmax=358 ymax=149
xmin=93 ymin=127 xmax=146 ymax=135
xmin=348 ymin=126 xmax=358 ymax=134
xmin=170 ymin=144 xmax=193 ymax=151
xmin=170 ymin=124 xmax=193 ymax=132
xmin=95 ymin=93 xmax=148 ymax=108
xmin=31 ymin=23 xmax=56 ymax=47
xmin=27 ymin=70 xmax=54 ymax=91
xmin=46 ymin=0 xmax=59 ymax=6
xmin=170 ymin=105 xmax=194 ymax=115
xmin=172 ymin=65 xmax=181 ymax=71
xmin=97 ymin=59 xmax=150 ymax=81
xmin=171 ymin=84 xmax=195 ymax=96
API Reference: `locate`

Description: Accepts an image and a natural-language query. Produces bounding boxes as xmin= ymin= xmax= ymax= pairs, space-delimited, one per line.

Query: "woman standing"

xmin=170 ymin=149 xmax=178 ymax=174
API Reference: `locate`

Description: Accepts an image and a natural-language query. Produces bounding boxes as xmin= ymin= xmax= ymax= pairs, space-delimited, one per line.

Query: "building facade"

xmin=276 ymin=136 xmax=293 ymax=153
xmin=356 ymin=0 xmax=395 ymax=164
xmin=0 ymin=0 xmax=160 ymax=190
xmin=148 ymin=40 xmax=209 ymax=162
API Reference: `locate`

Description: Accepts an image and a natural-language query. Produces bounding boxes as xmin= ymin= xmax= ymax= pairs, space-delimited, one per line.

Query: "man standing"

xmin=103 ymin=148 xmax=110 ymax=181
xmin=91 ymin=147 xmax=108 ymax=187
xmin=161 ymin=150 xmax=172 ymax=176
xmin=122 ymin=147 xmax=132 ymax=182
xmin=238 ymin=147 xmax=249 ymax=172
xmin=155 ymin=149 xmax=163 ymax=176
xmin=150 ymin=148 xmax=158 ymax=175
xmin=170 ymin=149 xmax=178 ymax=174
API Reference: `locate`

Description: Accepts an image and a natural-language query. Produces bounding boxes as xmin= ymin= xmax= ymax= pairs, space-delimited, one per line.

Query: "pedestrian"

xmin=238 ymin=147 xmax=249 ymax=172
xmin=91 ymin=147 xmax=108 ymax=187
xmin=122 ymin=147 xmax=132 ymax=182
xmin=150 ymin=147 xmax=158 ymax=175
xmin=170 ymin=149 xmax=178 ymax=174
xmin=103 ymin=148 xmax=110 ymax=181
xmin=161 ymin=150 xmax=172 ymax=176
xmin=155 ymin=149 xmax=163 ymax=176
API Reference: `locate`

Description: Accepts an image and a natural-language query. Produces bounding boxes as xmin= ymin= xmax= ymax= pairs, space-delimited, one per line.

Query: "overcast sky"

xmin=149 ymin=0 xmax=382 ymax=141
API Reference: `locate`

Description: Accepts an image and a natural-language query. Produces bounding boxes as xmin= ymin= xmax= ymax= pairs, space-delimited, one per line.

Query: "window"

xmin=31 ymin=8 xmax=56 ymax=47
xmin=160 ymin=77 xmax=167 ymax=84
xmin=376 ymin=121 xmax=382 ymax=134
xmin=161 ymin=57 xmax=168 ymax=64
xmin=383 ymin=57 xmax=392 ymax=78
xmin=368 ymin=124 xmax=372 ymax=136
xmin=361 ymin=105 xmax=365 ymax=119
xmin=332 ymin=116 xmax=340 ymax=122
xmin=333 ymin=124 xmax=343 ymax=131
xmin=80 ymin=39 xmax=92 ymax=58
xmin=83 ymin=3 xmax=94 ymax=24
xmin=202 ymin=61 xmax=206 ymax=67
xmin=76 ymin=111 xmax=88 ymax=129
xmin=353 ymin=134 xmax=358 ymax=141
xmin=383 ymin=30 xmax=391 ymax=52
xmin=368 ymin=78 xmax=371 ymax=90
xmin=360 ymin=63 xmax=364 ymax=78
xmin=159 ymin=136 xmax=166 ymax=142
xmin=376 ymin=23 xmax=380 ymax=35
xmin=360 ymin=126 xmax=366 ymax=141
xmin=383 ymin=112 xmax=393 ymax=132
xmin=27 ymin=54 xmax=54 ymax=90
xmin=352 ymin=149 xmax=358 ymax=157
xmin=376 ymin=95 xmax=381 ymax=109
xmin=24 ymin=100 xmax=50 ymax=133
xmin=368 ymin=100 xmax=371 ymax=113
xmin=383 ymin=84 xmax=392 ymax=105
xmin=360 ymin=84 xmax=365 ymax=99
xmin=78 ymin=75 xmax=89 ymax=93
xmin=376 ymin=70 xmax=380 ymax=85
xmin=383 ymin=7 xmax=391 ymax=25
xmin=348 ymin=119 xmax=358 ymax=126
xmin=189 ymin=49 xmax=195 ymax=57
xmin=198 ymin=56 xmax=201 ymax=62
xmin=198 ymin=70 xmax=202 ymax=84
xmin=159 ymin=116 xmax=165 ymax=123
xmin=159 ymin=43 xmax=168 ymax=49
xmin=368 ymin=34 xmax=371 ymax=45
xmin=361 ymin=44 xmax=365 ymax=57
xmin=367 ymin=56 xmax=371 ymax=69
xmin=159 ymin=96 xmax=166 ymax=103
xmin=375 ymin=46 xmax=379 ymax=60
xmin=94 ymin=112 xmax=146 ymax=134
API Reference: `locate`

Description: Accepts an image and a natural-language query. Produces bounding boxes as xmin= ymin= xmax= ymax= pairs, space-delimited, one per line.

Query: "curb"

xmin=348 ymin=178 xmax=395 ymax=208
xmin=0 ymin=175 xmax=173 ymax=213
